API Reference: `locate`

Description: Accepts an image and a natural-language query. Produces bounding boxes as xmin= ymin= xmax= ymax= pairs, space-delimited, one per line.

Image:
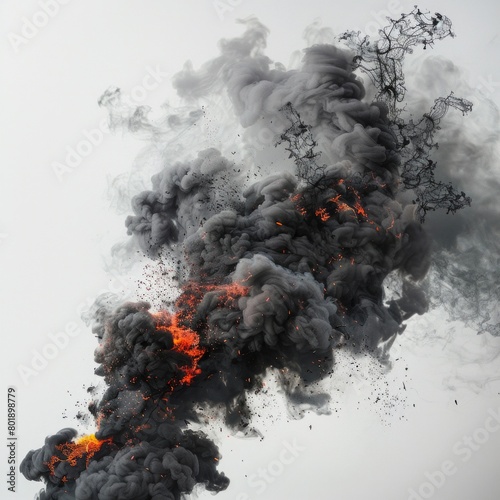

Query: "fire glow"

xmin=154 ymin=312 xmax=205 ymax=386
xmin=153 ymin=281 xmax=248 ymax=387
xmin=299 ymin=182 xmax=371 ymax=223
xmin=46 ymin=434 xmax=112 ymax=477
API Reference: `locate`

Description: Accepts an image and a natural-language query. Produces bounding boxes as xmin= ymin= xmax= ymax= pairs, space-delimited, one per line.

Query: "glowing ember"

xmin=354 ymin=200 xmax=367 ymax=218
xmin=46 ymin=434 xmax=112 ymax=476
xmin=175 ymin=281 xmax=248 ymax=323
xmin=293 ymin=180 xmax=371 ymax=224
xmin=315 ymin=207 xmax=330 ymax=222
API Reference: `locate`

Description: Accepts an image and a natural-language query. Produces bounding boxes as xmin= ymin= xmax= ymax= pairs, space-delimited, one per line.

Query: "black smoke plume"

xmin=22 ymin=9 xmax=473 ymax=499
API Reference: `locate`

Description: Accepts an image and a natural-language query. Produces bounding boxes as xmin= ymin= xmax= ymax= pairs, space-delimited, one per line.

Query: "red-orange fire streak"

xmin=154 ymin=282 xmax=248 ymax=387
xmin=154 ymin=311 xmax=205 ymax=386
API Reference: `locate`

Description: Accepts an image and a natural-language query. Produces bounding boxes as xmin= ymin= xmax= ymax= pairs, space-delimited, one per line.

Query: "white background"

xmin=1 ymin=1 xmax=500 ymax=499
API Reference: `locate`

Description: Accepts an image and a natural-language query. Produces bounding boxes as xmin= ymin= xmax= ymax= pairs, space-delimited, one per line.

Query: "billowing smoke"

xmin=22 ymin=9 xmax=477 ymax=499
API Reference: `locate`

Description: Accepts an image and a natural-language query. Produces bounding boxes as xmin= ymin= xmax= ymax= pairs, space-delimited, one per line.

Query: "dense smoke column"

xmin=22 ymin=9 xmax=472 ymax=499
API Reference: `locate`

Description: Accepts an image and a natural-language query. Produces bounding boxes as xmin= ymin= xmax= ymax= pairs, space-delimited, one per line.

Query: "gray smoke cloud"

xmin=22 ymin=9 xmax=484 ymax=499
xmin=402 ymin=55 xmax=500 ymax=335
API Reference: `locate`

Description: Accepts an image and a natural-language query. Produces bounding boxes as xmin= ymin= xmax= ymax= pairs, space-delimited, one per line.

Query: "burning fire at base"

xmin=22 ymin=8 xmax=472 ymax=500
xmin=46 ymin=435 xmax=113 ymax=479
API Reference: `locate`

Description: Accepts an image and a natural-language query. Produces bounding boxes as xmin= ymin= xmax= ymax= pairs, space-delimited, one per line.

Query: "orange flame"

xmin=154 ymin=281 xmax=248 ymax=387
xmin=47 ymin=434 xmax=112 ymax=476
xmin=155 ymin=311 xmax=205 ymax=386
